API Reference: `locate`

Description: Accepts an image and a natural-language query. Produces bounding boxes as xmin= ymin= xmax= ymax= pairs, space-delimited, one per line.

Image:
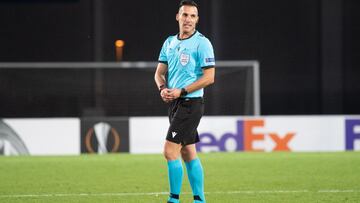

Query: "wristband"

xmin=159 ymin=84 xmax=166 ymax=93
xmin=180 ymin=88 xmax=188 ymax=96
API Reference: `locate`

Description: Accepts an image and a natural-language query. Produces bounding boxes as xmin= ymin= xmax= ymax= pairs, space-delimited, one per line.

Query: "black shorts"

xmin=166 ymin=97 xmax=204 ymax=146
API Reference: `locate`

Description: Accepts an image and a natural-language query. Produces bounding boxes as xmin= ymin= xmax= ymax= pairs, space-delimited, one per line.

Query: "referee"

xmin=154 ymin=1 xmax=215 ymax=202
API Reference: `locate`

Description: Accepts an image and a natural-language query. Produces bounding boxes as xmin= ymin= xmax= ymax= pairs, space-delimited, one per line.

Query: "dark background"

xmin=0 ymin=0 xmax=359 ymax=117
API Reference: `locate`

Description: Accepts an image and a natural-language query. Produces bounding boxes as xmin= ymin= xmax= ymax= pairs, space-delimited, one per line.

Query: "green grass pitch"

xmin=0 ymin=152 xmax=359 ymax=202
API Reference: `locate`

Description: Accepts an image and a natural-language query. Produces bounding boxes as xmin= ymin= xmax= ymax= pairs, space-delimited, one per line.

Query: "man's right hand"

xmin=160 ymin=88 xmax=175 ymax=103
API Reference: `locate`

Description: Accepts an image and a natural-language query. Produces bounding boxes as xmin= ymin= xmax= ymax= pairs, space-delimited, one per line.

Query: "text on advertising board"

xmin=196 ymin=119 xmax=295 ymax=152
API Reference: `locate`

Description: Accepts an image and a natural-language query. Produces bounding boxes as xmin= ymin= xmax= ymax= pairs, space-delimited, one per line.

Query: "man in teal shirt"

xmin=154 ymin=1 xmax=215 ymax=202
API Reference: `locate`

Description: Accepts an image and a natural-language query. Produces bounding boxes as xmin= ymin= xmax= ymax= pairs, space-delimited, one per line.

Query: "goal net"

xmin=0 ymin=61 xmax=260 ymax=117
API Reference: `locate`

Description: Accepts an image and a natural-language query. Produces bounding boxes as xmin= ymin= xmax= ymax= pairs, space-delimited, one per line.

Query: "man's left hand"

xmin=168 ymin=88 xmax=181 ymax=99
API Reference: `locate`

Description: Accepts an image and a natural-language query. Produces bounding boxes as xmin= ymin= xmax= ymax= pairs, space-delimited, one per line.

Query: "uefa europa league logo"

xmin=85 ymin=122 xmax=121 ymax=153
xmin=0 ymin=120 xmax=29 ymax=155
xmin=94 ymin=122 xmax=111 ymax=154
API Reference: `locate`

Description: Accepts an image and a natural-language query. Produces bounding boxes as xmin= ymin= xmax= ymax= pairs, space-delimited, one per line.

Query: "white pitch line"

xmin=219 ymin=190 xmax=310 ymax=194
xmin=0 ymin=190 xmax=358 ymax=198
xmin=0 ymin=192 xmax=170 ymax=198
xmin=318 ymin=190 xmax=357 ymax=193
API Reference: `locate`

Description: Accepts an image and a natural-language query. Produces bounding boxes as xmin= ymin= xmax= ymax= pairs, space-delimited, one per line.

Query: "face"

xmin=176 ymin=5 xmax=199 ymax=35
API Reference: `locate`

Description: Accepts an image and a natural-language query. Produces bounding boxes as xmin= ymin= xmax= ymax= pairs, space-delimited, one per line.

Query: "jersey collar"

xmin=177 ymin=30 xmax=197 ymax=41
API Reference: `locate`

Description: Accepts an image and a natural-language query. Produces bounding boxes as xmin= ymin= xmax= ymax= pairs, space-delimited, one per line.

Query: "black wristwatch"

xmin=180 ymin=88 xmax=188 ymax=96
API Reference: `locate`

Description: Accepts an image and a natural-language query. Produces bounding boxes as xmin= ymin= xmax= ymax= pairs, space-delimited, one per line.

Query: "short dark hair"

xmin=179 ymin=0 xmax=198 ymax=9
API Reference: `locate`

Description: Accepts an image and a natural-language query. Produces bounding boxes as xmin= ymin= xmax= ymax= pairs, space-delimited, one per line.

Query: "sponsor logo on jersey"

xmin=205 ymin=58 xmax=215 ymax=63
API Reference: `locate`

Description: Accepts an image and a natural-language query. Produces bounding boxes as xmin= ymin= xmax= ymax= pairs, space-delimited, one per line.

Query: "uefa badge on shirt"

xmin=180 ymin=52 xmax=190 ymax=66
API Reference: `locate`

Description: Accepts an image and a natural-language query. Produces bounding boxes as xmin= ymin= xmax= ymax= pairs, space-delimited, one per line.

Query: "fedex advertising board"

xmin=346 ymin=119 xmax=360 ymax=150
xmin=196 ymin=116 xmax=343 ymax=152
xmin=130 ymin=116 xmax=360 ymax=153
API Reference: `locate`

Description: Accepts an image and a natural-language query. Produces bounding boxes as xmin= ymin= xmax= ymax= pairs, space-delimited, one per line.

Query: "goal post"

xmin=0 ymin=61 xmax=260 ymax=116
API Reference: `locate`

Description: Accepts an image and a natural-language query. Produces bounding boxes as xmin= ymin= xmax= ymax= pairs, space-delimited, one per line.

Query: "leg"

xmin=164 ymin=140 xmax=183 ymax=203
xmin=164 ymin=140 xmax=182 ymax=160
xmin=181 ymin=144 xmax=198 ymax=162
xmin=181 ymin=144 xmax=206 ymax=203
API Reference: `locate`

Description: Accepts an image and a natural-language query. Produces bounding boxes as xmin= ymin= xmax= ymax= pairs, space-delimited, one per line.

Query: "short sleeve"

xmin=158 ymin=37 xmax=170 ymax=64
xmin=198 ymin=38 xmax=215 ymax=69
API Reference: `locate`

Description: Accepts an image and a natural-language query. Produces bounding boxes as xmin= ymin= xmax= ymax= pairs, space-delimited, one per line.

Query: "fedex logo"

xmin=196 ymin=119 xmax=295 ymax=152
xmin=345 ymin=119 xmax=360 ymax=150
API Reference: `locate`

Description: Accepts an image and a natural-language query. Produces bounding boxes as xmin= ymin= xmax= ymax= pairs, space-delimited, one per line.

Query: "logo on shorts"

xmin=172 ymin=132 xmax=177 ymax=138
xmin=180 ymin=52 xmax=190 ymax=66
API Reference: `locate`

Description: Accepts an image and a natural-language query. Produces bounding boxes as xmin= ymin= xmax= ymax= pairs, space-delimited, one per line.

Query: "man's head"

xmin=176 ymin=0 xmax=199 ymax=36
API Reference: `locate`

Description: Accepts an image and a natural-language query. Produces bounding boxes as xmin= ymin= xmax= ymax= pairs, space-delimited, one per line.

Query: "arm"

xmin=154 ymin=62 xmax=167 ymax=89
xmin=170 ymin=67 xmax=215 ymax=98
xmin=185 ymin=67 xmax=215 ymax=93
xmin=154 ymin=63 xmax=174 ymax=102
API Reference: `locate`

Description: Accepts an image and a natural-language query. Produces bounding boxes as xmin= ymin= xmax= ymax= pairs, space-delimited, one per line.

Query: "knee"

xmin=163 ymin=148 xmax=179 ymax=161
xmin=181 ymin=148 xmax=196 ymax=162
xmin=180 ymin=150 xmax=189 ymax=160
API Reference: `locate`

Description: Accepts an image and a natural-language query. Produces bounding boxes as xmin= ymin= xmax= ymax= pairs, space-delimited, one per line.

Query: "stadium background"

xmin=0 ymin=1 xmax=360 ymax=202
xmin=0 ymin=0 xmax=359 ymax=117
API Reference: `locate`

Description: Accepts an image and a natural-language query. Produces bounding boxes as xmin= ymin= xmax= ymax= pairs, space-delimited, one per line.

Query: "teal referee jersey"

xmin=158 ymin=31 xmax=215 ymax=98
